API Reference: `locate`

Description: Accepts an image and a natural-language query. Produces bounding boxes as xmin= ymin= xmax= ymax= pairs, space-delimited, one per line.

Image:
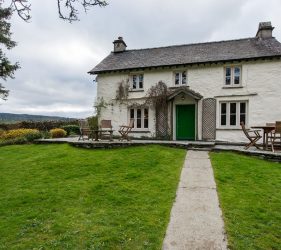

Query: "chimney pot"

xmin=256 ymin=22 xmax=274 ymax=39
xmin=113 ymin=36 xmax=127 ymax=52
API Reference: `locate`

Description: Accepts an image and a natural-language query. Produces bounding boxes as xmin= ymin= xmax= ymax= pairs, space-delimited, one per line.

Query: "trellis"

xmin=202 ymin=98 xmax=216 ymax=140
xmin=155 ymin=103 xmax=169 ymax=139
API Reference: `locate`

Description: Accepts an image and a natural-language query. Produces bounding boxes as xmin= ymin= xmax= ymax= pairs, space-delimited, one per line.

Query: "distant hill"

xmin=0 ymin=113 xmax=76 ymax=124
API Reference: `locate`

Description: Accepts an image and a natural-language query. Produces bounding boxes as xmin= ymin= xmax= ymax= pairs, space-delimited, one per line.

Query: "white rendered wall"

xmin=96 ymin=59 xmax=281 ymax=142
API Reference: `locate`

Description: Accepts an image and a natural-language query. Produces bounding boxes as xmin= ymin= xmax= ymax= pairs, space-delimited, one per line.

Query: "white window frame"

xmin=129 ymin=108 xmax=149 ymax=131
xmin=130 ymin=74 xmax=144 ymax=91
xmin=224 ymin=66 xmax=242 ymax=87
xmin=219 ymin=101 xmax=248 ymax=128
xmin=174 ymin=71 xmax=187 ymax=86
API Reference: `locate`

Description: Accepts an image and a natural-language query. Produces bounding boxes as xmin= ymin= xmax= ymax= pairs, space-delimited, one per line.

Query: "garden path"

xmin=162 ymin=150 xmax=228 ymax=250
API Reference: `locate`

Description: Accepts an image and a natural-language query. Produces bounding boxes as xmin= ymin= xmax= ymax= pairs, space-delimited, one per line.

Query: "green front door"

xmin=176 ymin=105 xmax=196 ymax=140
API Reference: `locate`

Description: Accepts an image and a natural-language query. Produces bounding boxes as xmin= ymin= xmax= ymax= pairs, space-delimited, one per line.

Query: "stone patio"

xmin=36 ymin=137 xmax=281 ymax=162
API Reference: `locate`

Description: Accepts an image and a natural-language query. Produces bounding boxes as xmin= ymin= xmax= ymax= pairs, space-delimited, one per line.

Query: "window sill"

xmin=217 ymin=127 xmax=242 ymax=130
xmin=131 ymin=130 xmax=150 ymax=133
xmin=129 ymin=89 xmax=144 ymax=92
xmin=169 ymin=85 xmax=189 ymax=89
xmin=222 ymin=86 xmax=243 ymax=89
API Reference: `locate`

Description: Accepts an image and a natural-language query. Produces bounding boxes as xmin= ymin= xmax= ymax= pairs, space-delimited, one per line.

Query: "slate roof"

xmin=89 ymin=37 xmax=281 ymax=74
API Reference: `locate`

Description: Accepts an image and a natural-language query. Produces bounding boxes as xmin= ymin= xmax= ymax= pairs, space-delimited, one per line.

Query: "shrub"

xmin=61 ymin=125 xmax=80 ymax=136
xmin=50 ymin=128 xmax=67 ymax=138
xmin=0 ymin=137 xmax=28 ymax=147
xmin=41 ymin=131 xmax=51 ymax=139
xmin=0 ymin=120 xmax=79 ymax=132
xmin=0 ymin=129 xmax=41 ymax=141
xmin=88 ymin=116 xmax=98 ymax=130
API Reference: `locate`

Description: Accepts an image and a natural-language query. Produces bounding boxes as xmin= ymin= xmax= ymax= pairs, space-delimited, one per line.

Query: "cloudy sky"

xmin=0 ymin=0 xmax=280 ymax=118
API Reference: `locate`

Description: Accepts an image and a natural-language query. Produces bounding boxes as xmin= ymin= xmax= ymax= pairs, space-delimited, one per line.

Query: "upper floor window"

xmin=131 ymin=74 xmax=143 ymax=90
xmin=174 ymin=71 xmax=187 ymax=86
xmin=225 ymin=66 xmax=241 ymax=86
xmin=129 ymin=108 xmax=149 ymax=130
xmin=220 ymin=101 xmax=247 ymax=128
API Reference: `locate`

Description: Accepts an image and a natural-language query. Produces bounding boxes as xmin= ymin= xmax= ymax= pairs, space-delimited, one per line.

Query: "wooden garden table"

xmin=251 ymin=125 xmax=275 ymax=150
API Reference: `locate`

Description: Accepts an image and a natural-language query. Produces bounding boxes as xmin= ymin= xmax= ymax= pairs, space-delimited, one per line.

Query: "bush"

xmin=0 ymin=137 xmax=28 ymax=147
xmin=0 ymin=120 xmax=79 ymax=132
xmin=41 ymin=131 xmax=51 ymax=139
xmin=88 ymin=116 xmax=98 ymax=130
xmin=50 ymin=128 xmax=67 ymax=138
xmin=0 ymin=129 xmax=41 ymax=141
xmin=61 ymin=125 xmax=80 ymax=136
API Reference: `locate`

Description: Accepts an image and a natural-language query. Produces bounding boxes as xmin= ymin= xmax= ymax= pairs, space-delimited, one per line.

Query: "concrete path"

xmin=162 ymin=150 xmax=228 ymax=250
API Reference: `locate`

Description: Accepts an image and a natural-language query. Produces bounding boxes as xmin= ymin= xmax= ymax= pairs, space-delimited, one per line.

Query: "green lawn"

xmin=0 ymin=144 xmax=186 ymax=249
xmin=210 ymin=152 xmax=281 ymax=250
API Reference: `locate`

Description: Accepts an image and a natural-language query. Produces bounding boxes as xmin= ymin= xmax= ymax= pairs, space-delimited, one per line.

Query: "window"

xmin=220 ymin=101 xmax=247 ymax=127
xmin=129 ymin=108 xmax=149 ymax=129
xmin=174 ymin=71 xmax=187 ymax=86
xmin=131 ymin=74 xmax=143 ymax=90
xmin=224 ymin=66 xmax=241 ymax=86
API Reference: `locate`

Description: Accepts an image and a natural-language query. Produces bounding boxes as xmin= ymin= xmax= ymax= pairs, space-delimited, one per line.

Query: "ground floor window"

xmin=219 ymin=101 xmax=247 ymax=127
xmin=129 ymin=108 xmax=149 ymax=129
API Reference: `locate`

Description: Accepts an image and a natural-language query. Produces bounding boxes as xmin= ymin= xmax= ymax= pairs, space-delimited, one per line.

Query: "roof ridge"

xmin=125 ymin=37 xmax=259 ymax=52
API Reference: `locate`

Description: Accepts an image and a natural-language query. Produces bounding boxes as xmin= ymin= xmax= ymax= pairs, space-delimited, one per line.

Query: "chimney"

xmin=113 ymin=37 xmax=127 ymax=52
xmin=256 ymin=22 xmax=274 ymax=39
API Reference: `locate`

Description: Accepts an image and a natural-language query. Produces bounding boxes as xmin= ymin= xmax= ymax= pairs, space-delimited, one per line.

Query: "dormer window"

xmin=174 ymin=71 xmax=187 ymax=86
xmin=225 ymin=66 xmax=241 ymax=86
xmin=131 ymin=74 xmax=143 ymax=90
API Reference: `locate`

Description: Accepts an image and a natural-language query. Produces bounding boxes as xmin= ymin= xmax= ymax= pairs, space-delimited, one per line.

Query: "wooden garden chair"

xmin=268 ymin=121 xmax=281 ymax=152
xmin=98 ymin=120 xmax=114 ymax=141
xmin=240 ymin=122 xmax=262 ymax=150
xmin=118 ymin=119 xmax=134 ymax=141
xmin=78 ymin=119 xmax=93 ymax=140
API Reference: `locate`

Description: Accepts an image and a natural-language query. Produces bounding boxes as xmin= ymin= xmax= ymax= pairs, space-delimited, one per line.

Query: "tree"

xmin=9 ymin=0 xmax=108 ymax=22
xmin=0 ymin=0 xmax=108 ymax=100
xmin=0 ymin=4 xmax=19 ymax=100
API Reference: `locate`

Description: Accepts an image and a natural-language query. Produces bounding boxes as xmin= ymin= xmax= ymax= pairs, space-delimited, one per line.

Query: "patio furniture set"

xmin=77 ymin=119 xmax=280 ymax=152
xmin=241 ymin=121 xmax=281 ymax=152
xmin=78 ymin=119 xmax=134 ymax=142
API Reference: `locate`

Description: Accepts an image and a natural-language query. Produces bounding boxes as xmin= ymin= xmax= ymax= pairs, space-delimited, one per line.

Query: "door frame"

xmin=175 ymin=104 xmax=197 ymax=140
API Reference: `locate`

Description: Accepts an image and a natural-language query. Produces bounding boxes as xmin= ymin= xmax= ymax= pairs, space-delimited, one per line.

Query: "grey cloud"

xmin=0 ymin=0 xmax=280 ymax=118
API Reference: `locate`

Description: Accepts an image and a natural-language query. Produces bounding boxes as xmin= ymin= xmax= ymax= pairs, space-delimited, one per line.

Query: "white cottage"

xmin=89 ymin=22 xmax=281 ymax=142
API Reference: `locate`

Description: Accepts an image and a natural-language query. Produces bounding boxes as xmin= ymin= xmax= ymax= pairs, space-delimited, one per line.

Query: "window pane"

xmin=240 ymin=102 xmax=246 ymax=124
xmin=234 ymin=67 xmax=240 ymax=85
xmin=234 ymin=76 xmax=240 ymax=85
xmin=225 ymin=76 xmax=231 ymax=85
xmin=240 ymin=102 xmax=245 ymax=114
xmin=144 ymin=109 xmax=148 ymax=128
xmin=221 ymin=115 xmax=226 ymax=126
xmin=234 ymin=67 xmax=240 ymax=75
xmin=175 ymin=73 xmax=179 ymax=85
xmin=221 ymin=103 xmax=227 ymax=126
xmin=230 ymin=103 xmax=236 ymax=125
xmin=137 ymin=109 xmax=141 ymax=128
xmin=130 ymin=109 xmax=134 ymax=128
xmin=139 ymin=74 xmax=143 ymax=89
xmin=226 ymin=67 xmax=231 ymax=76
xmin=221 ymin=103 xmax=226 ymax=114
xmin=230 ymin=103 xmax=236 ymax=113
xmin=132 ymin=75 xmax=137 ymax=89
xmin=130 ymin=109 xmax=134 ymax=119
xmin=225 ymin=67 xmax=231 ymax=85
xmin=240 ymin=114 xmax=246 ymax=124
xmin=182 ymin=71 xmax=187 ymax=84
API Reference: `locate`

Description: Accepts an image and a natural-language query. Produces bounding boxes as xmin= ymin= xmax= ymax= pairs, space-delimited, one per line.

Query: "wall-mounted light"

xmin=181 ymin=94 xmax=185 ymax=100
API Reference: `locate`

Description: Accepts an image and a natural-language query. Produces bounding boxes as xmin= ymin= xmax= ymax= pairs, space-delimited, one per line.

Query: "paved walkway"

xmin=162 ymin=150 xmax=228 ymax=250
